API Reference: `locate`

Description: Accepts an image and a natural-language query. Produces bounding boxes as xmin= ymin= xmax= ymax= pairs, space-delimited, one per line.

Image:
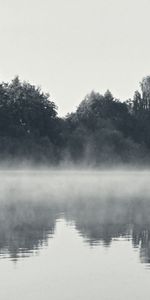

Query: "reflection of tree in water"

xmin=65 ymin=197 xmax=150 ymax=265
xmin=0 ymin=200 xmax=58 ymax=260
xmin=132 ymin=226 xmax=150 ymax=264
xmin=64 ymin=197 xmax=132 ymax=246
xmin=130 ymin=199 xmax=150 ymax=264
xmin=75 ymin=222 xmax=129 ymax=246
xmin=1 ymin=191 xmax=150 ymax=265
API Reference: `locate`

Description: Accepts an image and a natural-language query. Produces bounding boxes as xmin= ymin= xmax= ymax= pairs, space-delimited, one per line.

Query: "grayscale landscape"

xmin=1 ymin=0 xmax=150 ymax=299
xmin=0 ymin=170 xmax=150 ymax=299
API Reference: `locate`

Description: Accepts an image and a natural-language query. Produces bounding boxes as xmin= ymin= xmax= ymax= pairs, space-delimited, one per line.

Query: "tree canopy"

xmin=0 ymin=75 xmax=150 ymax=166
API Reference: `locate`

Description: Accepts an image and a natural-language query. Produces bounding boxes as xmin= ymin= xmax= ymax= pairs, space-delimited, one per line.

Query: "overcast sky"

xmin=0 ymin=0 xmax=150 ymax=116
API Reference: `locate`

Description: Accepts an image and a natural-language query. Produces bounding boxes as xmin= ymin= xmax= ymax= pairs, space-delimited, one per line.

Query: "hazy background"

xmin=0 ymin=0 xmax=150 ymax=116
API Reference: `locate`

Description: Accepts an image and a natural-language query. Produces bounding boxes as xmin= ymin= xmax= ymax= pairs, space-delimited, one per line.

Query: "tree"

xmin=133 ymin=91 xmax=143 ymax=113
xmin=0 ymin=77 xmax=62 ymax=163
xmin=140 ymin=76 xmax=150 ymax=110
xmin=132 ymin=76 xmax=150 ymax=113
xmin=0 ymin=77 xmax=58 ymax=140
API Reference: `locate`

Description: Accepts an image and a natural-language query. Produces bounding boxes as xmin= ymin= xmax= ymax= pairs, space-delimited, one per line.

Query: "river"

xmin=0 ymin=170 xmax=150 ymax=300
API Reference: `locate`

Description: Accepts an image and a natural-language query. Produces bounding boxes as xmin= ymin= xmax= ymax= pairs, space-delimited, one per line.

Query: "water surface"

xmin=0 ymin=170 xmax=150 ymax=300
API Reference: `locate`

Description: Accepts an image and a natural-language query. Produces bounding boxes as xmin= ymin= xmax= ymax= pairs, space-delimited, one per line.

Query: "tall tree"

xmin=0 ymin=77 xmax=58 ymax=141
xmin=140 ymin=76 xmax=150 ymax=110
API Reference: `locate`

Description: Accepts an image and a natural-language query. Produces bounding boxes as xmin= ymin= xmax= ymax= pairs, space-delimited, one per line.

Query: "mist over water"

xmin=1 ymin=169 xmax=150 ymax=300
xmin=0 ymin=170 xmax=150 ymax=260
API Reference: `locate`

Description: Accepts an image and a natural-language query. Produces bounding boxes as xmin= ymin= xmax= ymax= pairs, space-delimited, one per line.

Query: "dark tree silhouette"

xmin=0 ymin=75 xmax=149 ymax=165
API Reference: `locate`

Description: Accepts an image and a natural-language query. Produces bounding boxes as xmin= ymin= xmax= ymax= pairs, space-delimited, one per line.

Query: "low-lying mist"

xmin=0 ymin=169 xmax=150 ymax=262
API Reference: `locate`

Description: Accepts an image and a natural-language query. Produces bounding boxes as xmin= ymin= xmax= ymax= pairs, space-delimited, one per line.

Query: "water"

xmin=0 ymin=170 xmax=150 ymax=300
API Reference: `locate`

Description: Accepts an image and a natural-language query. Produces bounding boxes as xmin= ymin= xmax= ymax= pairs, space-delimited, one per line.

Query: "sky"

xmin=0 ymin=0 xmax=150 ymax=116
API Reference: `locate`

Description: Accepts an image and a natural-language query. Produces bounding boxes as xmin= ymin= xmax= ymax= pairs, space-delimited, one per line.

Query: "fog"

xmin=0 ymin=169 xmax=149 ymax=263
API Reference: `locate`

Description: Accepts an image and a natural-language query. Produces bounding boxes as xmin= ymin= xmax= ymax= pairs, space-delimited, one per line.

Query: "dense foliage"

xmin=0 ymin=76 xmax=150 ymax=166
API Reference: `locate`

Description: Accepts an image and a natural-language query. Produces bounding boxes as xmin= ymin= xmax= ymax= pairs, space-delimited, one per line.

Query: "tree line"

xmin=0 ymin=75 xmax=150 ymax=166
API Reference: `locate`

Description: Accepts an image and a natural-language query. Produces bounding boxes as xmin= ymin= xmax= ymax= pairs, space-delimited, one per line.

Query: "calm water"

xmin=1 ymin=170 xmax=150 ymax=300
